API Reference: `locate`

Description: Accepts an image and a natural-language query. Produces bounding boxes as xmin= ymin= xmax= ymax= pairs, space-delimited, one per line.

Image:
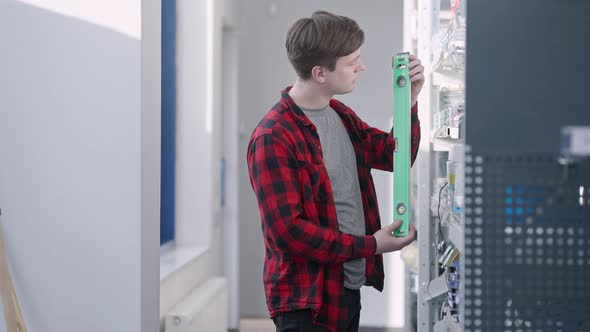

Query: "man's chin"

xmin=336 ymin=86 xmax=355 ymax=95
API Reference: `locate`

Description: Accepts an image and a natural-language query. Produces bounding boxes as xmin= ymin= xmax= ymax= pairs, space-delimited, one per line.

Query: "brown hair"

xmin=286 ymin=11 xmax=364 ymax=80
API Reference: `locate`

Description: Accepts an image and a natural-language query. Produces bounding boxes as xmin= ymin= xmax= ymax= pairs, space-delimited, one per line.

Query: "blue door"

xmin=160 ymin=0 xmax=176 ymax=245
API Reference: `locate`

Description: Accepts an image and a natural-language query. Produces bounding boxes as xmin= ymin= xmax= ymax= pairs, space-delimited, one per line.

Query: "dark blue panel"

xmin=465 ymin=1 xmax=590 ymax=330
xmin=466 ymin=0 xmax=590 ymax=155
xmin=161 ymin=0 xmax=176 ymax=245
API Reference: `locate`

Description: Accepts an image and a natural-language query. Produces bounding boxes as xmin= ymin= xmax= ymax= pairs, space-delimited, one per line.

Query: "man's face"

xmin=323 ymin=48 xmax=366 ymax=95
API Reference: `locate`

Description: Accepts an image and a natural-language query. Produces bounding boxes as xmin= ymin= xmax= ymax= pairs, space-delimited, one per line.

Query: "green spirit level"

xmin=392 ymin=52 xmax=411 ymax=237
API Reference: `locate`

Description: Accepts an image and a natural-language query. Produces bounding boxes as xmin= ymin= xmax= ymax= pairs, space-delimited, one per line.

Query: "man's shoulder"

xmin=330 ymin=98 xmax=361 ymax=122
xmin=250 ymin=101 xmax=298 ymax=143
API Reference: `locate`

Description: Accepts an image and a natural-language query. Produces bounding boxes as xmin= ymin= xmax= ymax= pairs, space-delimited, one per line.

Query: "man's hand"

xmin=373 ymin=220 xmax=416 ymax=254
xmin=409 ymin=54 xmax=425 ymax=108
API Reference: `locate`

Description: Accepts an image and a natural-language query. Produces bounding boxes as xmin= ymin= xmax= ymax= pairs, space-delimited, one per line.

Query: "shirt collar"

xmin=281 ymin=86 xmax=346 ymax=127
xmin=281 ymin=87 xmax=314 ymax=127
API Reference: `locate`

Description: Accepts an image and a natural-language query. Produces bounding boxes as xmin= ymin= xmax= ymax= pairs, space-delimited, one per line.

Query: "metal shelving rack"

xmin=403 ymin=0 xmax=466 ymax=331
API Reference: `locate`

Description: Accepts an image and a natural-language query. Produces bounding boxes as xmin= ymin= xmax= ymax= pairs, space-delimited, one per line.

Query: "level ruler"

xmin=392 ymin=52 xmax=411 ymax=237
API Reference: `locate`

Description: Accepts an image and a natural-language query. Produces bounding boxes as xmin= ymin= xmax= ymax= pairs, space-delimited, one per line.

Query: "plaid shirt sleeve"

xmin=354 ymin=103 xmax=421 ymax=171
xmin=247 ymin=130 xmax=377 ymax=263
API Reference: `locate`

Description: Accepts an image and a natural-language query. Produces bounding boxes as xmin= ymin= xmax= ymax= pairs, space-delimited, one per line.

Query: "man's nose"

xmin=358 ymin=61 xmax=367 ymax=72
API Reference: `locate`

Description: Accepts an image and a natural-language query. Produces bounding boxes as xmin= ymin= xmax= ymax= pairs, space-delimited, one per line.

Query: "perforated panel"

xmin=464 ymin=153 xmax=590 ymax=332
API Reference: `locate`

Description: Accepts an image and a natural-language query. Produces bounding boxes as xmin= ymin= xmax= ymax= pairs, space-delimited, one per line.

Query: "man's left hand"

xmin=409 ymin=54 xmax=425 ymax=108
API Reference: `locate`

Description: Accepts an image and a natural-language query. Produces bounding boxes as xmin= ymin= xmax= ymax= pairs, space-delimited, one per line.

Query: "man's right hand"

xmin=373 ymin=220 xmax=416 ymax=254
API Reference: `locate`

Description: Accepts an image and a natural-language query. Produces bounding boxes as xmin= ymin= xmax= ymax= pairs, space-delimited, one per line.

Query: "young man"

xmin=247 ymin=11 xmax=424 ymax=332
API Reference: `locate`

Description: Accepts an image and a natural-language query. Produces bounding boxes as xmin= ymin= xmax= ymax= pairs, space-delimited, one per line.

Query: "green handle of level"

xmin=392 ymin=52 xmax=411 ymax=237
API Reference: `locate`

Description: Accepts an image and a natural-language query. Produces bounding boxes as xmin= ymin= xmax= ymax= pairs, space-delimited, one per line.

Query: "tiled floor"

xmin=239 ymin=318 xmax=275 ymax=332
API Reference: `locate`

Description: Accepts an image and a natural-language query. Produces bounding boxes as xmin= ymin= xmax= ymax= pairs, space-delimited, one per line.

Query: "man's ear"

xmin=311 ymin=65 xmax=326 ymax=83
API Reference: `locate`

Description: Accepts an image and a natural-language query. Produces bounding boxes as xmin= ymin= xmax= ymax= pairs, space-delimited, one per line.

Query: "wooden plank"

xmin=0 ymin=224 xmax=26 ymax=332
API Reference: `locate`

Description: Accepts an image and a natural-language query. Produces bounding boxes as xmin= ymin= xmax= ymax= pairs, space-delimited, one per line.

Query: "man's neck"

xmin=288 ymin=78 xmax=333 ymax=110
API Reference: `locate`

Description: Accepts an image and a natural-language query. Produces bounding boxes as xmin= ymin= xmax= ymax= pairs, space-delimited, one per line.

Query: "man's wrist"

xmin=367 ymin=235 xmax=378 ymax=256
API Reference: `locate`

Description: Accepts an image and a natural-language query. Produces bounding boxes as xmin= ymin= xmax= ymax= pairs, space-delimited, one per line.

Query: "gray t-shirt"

xmin=301 ymin=105 xmax=366 ymax=289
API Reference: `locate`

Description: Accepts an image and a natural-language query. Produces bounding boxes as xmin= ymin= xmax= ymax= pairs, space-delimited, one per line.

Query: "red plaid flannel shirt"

xmin=247 ymin=87 xmax=420 ymax=331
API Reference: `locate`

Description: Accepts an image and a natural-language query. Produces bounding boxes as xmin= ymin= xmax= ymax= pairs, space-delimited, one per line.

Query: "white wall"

xmin=174 ymin=0 xmax=239 ymax=328
xmin=220 ymin=19 xmax=241 ymax=332
xmin=0 ymin=1 xmax=160 ymax=331
xmin=237 ymin=0 xmax=407 ymax=328
xmin=175 ymin=0 xmax=212 ymax=247
xmin=175 ymin=0 xmax=234 ymax=244
xmin=141 ymin=0 xmax=162 ymax=330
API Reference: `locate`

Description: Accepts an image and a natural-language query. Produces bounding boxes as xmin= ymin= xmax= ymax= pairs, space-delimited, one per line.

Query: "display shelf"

xmin=432 ymin=136 xmax=460 ymax=152
xmin=432 ymin=71 xmax=464 ymax=88
xmin=405 ymin=0 xmax=466 ymax=330
xmin=425 ymin=273 xmax=447 ymax=301
xmin=431 ymin=196 xmax=464 ymax=252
